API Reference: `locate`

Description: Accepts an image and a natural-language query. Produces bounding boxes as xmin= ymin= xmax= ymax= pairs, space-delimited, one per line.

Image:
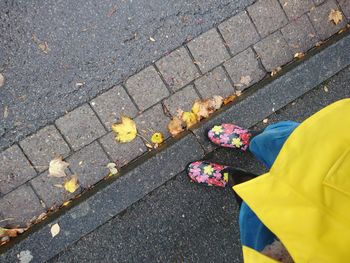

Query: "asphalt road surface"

xmin=48 ymin=64 xmax=350 ymax=262
xmin=0 ymin=0 xmax=254 ymax=150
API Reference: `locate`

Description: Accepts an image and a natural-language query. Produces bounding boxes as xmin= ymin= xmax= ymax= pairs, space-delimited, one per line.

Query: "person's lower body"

xmin=186 ymin=121 xmax=299 ymax=251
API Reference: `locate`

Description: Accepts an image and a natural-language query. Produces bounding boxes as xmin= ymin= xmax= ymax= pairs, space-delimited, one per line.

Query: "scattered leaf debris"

xmin=49 ymin=157 xmax=69 ymax=178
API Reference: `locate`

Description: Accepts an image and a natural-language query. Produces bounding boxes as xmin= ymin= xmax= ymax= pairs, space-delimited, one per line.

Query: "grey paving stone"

xmin=313 ymin=0 xmax=326 ymax=5
xmin=218 ymin=11 xmax=260 ymax=56
xmin=254 ymin=31 xmax=293 ymax=71
xmin=279 ymin=0 xmax=314 ymax=20
xmin=194 ymin=66 xmax=235 ymax=98
xmin=19 ymin=125 xmax=71 ymax=173
xmin=31 ymin=171 xmax=76 ymax=210
xmin=125 ymin=66 xmax=169 ymax=111
xmin=163 ymin=85 xmax=199 ymax=116
xmin=134 ymin=103 xmax=170 ymax=140
xmin=281 ymin=15 xmax=319 ymax=53
xmin=338 ymin=0 xmax=350 ymax=19
xmin=224 ymin=48 xmax=266 ymax=91
xmin=67 ymin=142 xmax=110 ymax=188
xmin=55 ymin=104 xmax=106 ymax=151
xmin=156 ymin=47 xmax=200 ymax=91
xmin=187 ymin=29 xmax=230 ymax=73
xmin=308 ymin=0 xmax=347 ymax=40
xmin=90 ymin=86 xmax=138 ymax=131
xmin=0 ymin=145 xmax=37 ymax=194
xmin=247 ymin=0 xmax=288 ymax=38
xmin=0 ymin=185 xmax=44 ymax=226
xmin=99 ymin=132 xmax=146 ymax=167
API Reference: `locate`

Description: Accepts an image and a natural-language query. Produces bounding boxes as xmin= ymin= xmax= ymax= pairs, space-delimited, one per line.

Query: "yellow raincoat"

xmin=234 ymin=99 xmax=350 ymax=262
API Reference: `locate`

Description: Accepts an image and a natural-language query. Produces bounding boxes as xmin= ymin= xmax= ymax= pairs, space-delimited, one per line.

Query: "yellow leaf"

xmin=62 ymin=201 xmax=71 ymax=207
xmin=112 ymin=116 xmax=137 ymax=143
xmin=168 ymin=117 xmax=184 ymax=137
xmin=181 ymin=112 xmax=197 ymax=128
xmin=49 ymin=157 xmax=69 ymax=178
xmin=151 ymin=132 xmax=165 ymax=144
xmin=328 ymin=9 xmax=343 ymax=25
xmin=50 ymin=223 xmax=60 ymax=238
xmin=191 ymin=99 xmax=215 ymax=121
xmin=107 ymin=163 xmax=118 ymax=175
xmin=64 ymin=175 xmax=79 ymax=193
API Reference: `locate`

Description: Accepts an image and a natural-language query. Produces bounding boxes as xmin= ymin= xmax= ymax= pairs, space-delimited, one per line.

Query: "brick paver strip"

xmin=163 ymin=85 xmax=199 ymax=116
xmin=254 ymin=31 xmax=293 ymax=72
xmin=134 ymin=103 xmax=170 ymax=140
xmin=187 ymin=29 xmax=230 ymax=73
xmin=67 ymin=141 xmax=110 ymax=188
xmin=0 ymin=185 xmax=44 ymax=226
xmin=279 ymin=0 xmax=314 ymax=20
xmin=55 ymin=104 xmax=106 ymax=151
xmin=0 ymin=145 xmax=37 ymax=194
xmin=281 ymin=15 xmax=319 ymax=53
xmin=99 ymin=133 xmax=146 ymax=168
xmin=194 ymin=66 xmax=235 ymax=98
xmin=308 ymin=0 xmax=347 ymax=40
xmin=31 ymin=171 xmax=76 ymax=210
xmin=338 ymin=0 xmax=350 ymax=19
xmin=218 ymin=11 xmax=260 ymax=56
xmin=156 ymin=47 xmax=200 ymax=91
xmin=90 ymin=86 xmax=138 ymax=131
xmin=247 ymin=0 xmax=288 ymax=38
xmin=125 ymin=66 xmax=169 ymax=111
xmin=224 ymin=48 xmax=266 ymax=91
xmin=19 ymin=125 xmax=71 ymax=173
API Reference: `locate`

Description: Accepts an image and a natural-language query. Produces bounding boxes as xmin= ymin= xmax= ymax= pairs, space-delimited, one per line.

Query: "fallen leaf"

xmin=212 ymin=95 xmax=223 ymax=110
xmin=168 ymin=117 xmax=184 ymax=136
xmin=75 ymin=81 xmax=85 ymax=87
xmin=145 ymin=143 xmax=153 ymax=149
xmin=324 ymin=85 xmax=329 ymax=92
xmin=263 ymin=118 xmax=269 ymax=124
xmin=239 ymin=75 xmax=252 ymax=86
xmin=0 ymin=227 xmax=25 ymax=238
xmin=50 ymin=223 xmax=60 ymax=238
xmin=0 ymin=73 xmax=5 ymax=87
xmin=181 ymin=112 xmax=197 ymax=128
xmin=49 ymin=157 xmax=69 ymax=178
xmin=149 ymin=37 xmax=156 ymax=42
xmin=328 ymin=9 xmax=343 ymax=25
xmin=112 ymin=116 xmax=137 ymax=143
xmin=294 ymin=52 xmax=305 ymax=59
xmin=62 ymin=201 xmax=71 ymax=207
xmin=107 ymin=163 xmax=118 ymax=175
xmin=223 ymin=94 xmax=237 ymax=105
xmin=38 ymin=41 xmax=50 ymax=54
xmin=271 ymin=67 xmax=282 ymax=76
xmin=151 ymin=132 xmax=165 ymax=144
xmin=64 ymin=175 xmax=79 ymax=193
xmin=192 ymin=100 xmax=211 ymax=120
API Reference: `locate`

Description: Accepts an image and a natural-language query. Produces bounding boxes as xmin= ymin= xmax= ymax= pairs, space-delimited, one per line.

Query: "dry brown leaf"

xmin=328 ymin=9 xmax=343 ymax=25
xmin=294 ymin=52 xmax=305 ymax=59
xmin=64 ymin=175 xmax=79 ymax=193
xmin=192 ymin=99 xmax=215 ymax=120
xmin=212 ymin=95 xmax=223 ymax=110
xmin=49 ymin=157 xmax=69 ymax=178
xmin=168 ymin=117 xmax=184 ymax=137
xmin=50 ymin=223 xmax=60 ymax=237
xmin=0 ymin=73 xmax=5 ymax=87
xmin=239 ymin=75 xmax=252 ymax=86
xmin=223 ymin=94 xmax=237 ymax=105
xmin=0 ymin=227 xmax=25 ymax=238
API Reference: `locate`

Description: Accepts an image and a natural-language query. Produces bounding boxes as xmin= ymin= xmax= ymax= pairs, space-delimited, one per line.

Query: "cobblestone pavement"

xmin=0 ymin=0 xmax=349 ymax=226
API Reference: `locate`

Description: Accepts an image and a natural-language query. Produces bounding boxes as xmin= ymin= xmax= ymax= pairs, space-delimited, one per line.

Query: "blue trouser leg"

xmin=238 ymin=121 xmax=300 ymax=251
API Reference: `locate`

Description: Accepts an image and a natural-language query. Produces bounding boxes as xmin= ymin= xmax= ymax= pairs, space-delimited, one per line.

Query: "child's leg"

xmin=238 ymin=121 xmax=300 ymax=251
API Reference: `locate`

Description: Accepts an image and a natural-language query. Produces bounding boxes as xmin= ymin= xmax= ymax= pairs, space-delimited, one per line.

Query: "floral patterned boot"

xmin=207 ymin=124 xmax=253 ymax=151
